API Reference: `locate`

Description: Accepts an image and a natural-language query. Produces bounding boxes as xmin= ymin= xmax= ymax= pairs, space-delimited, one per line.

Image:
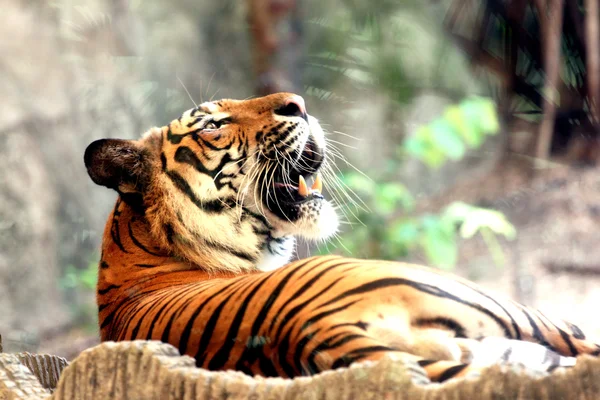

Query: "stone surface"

xmin=0 ymin=354 xmax=51 ymax=400
xmin=3 ymin=341 xmax=598 ymax=400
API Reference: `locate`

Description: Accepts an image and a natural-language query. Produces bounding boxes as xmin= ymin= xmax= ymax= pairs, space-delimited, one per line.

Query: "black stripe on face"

xmin=165 ymin=169 xmax=235 ymax=213
xmin=203 ymin=238 xmax=257 ymax=263
xmin=174 ymin=146 xmax=244 ymax=191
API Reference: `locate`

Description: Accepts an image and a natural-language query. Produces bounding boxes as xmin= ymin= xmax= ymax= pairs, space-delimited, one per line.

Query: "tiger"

xmin=84 ymin=92 xmax=600 ymax=382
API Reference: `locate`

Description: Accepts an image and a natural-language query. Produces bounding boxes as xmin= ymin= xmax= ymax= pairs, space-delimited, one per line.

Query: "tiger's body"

xmin=86 ymin=93 xmax=599 ymax=382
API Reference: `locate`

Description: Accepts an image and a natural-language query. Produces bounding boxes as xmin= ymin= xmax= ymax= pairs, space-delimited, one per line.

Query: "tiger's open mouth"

xmin=262 ymin=137 xmax=326 ymax=221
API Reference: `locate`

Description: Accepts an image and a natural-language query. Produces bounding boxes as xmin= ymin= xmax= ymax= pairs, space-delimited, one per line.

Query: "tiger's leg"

xmin=299 ymin=330 xmax=480 ymax=382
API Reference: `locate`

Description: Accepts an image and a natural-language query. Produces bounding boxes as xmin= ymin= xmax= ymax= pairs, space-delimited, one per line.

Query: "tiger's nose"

xmin=275 ymin=95 xmax=308 ymax=122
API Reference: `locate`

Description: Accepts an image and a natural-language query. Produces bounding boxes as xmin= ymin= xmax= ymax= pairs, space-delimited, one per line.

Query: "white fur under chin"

xmin=255 ymin=201 xmax=339 ymax=272
xmin=255 ymin=237 xmax=296 ymax=272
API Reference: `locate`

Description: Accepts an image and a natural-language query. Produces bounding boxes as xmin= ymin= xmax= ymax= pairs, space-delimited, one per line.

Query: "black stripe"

xmin=100 ymin=280 xmax=166 ymax=333
xmin=160 ymin=153 xmax=167 ymax=171
xmin=97 ymin=284 xmax=120 ymax=295
xmin=135 ymin=264 xmax=157 ymax=268
xmin=566 ymin=322 xmax=586 ymax=340
xmin=100 ymin=261 xmax=109 ymax=269
xmin=167 ymin=126 xmax=191 ymax=144
xmin=300 ymin=300 xmax=360 ymax=335
xmin=235 ymin=265 xmax=306 ymax=370
xmin=437 ymin=364 xmax=469 ymax=382
xmin=273 ymin=276 xmax=345 ymax=345
xmin=416 ymin=317 xmax=467 ymax=338
xmin=325 ymin=321 xmax=369 ymax=332
xmin=130 ymin=290 xmax=175 ymax=339
xmin=110 ymin=218 xmax=128 ymax=253
xmin=293 ymin=328 xmax=321 ymax=374
xmin=164 ymin=223 xmax=175 ymax=245
xmin=316 ymin=278 xmax=514 ymax=339
xmin=459 ymin=284 xmax=521 ymax=340
xmin=109 ymin=199 xmax=129 ymax=253
xmin=208 ymin=274 xmax=274 ymax=370
xmin=194 ymin=289 xmax=240 ymax=366
xmin=418 ymin=359 xmax=437 ymax=367
xmin=519 ymin=307 xmax=555 ymax=350
xmin=128 ymin=220 xmax=163 ymax=257
xmin=331 ymin=345 xmax=395 ymax=369
xmin=165 ymin=169 xmax=236 ymax=213
xmin=149 ymin=284 xmax=204 ymax=341
xmin=267 ymin=261 xmax=350 ymax=337
xmin=306 ymin=333 xmax=366 ymax=374
xmin=532 ymin=309 xmax=551 ymax=330
xmin=556 ymin=325 xmax=579 ymax=356
xmin=178 ymin=277 xmax=248 ymax=356
xmin=203 ymin=238 xmax=257 ymax=263
xmin=174 ymin=146 xmax=244 ymax=191
xmin=277 ymin=334 xmax=295 ymax=377
xmin=258 ymin=355 xmax=279 ymax=377
xmin=279 ymin=300 xmax=359 ymax=374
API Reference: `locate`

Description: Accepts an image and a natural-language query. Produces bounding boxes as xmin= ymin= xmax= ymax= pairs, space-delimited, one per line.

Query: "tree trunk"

xmin=535 ymin=0 xmax=564 ymax=165
xmin=586 ymin=0 xmax=600 ymax=124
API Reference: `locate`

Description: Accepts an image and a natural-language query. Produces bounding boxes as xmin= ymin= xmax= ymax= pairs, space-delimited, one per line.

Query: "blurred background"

xmin=2 ymin=0 xmax=600 ymax=359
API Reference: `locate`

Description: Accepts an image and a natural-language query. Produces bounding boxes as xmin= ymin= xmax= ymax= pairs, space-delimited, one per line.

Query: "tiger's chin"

xmin=267 ymin=197 xmax=339 ymax=241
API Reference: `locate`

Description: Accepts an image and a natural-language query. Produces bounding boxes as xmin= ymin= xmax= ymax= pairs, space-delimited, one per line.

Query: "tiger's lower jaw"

xmin=267 ymin=198 xmax=339 ymax=241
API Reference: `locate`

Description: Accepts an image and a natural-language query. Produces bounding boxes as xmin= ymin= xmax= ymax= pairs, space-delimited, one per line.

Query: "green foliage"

xmin=331 ymin=98 xmax=515 ymax=269
xmin=60 ymin=263 xmax=98 ymax=291
xmin=59 ymin=256 xmax=99 ymax=330
xmin=402 ymin=97 xmax=500 ymax=168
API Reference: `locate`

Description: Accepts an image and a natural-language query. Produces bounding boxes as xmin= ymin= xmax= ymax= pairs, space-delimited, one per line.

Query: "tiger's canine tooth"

xmin=298 ymin=175 xmax=309 ymax=197
xmin=311 ymin=173 xmax=322 ymax=193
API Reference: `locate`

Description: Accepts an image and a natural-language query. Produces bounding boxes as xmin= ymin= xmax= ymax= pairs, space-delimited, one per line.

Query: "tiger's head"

xmin=84 ymin=93 xmax=339 ymax=273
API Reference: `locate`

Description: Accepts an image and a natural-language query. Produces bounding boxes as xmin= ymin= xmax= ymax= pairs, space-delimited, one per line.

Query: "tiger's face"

xmin=85 ymin=93 xmax=339 ymax=272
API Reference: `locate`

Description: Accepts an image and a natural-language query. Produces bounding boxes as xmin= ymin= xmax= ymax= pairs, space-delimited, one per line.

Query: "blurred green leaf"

xmin=430 ymin=120 xmax=466 ymax=160
xmin=421 ymin=215 xmax=457 ymax=269
xmin=389 ymin=220 xmax=419 ymax=246
xmin=375 ymin=183 xmax=415 ymax=214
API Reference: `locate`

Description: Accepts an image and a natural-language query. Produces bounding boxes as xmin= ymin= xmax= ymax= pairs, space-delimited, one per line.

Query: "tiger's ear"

xmin=84 ymin=139 xmax=151 ymax=195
